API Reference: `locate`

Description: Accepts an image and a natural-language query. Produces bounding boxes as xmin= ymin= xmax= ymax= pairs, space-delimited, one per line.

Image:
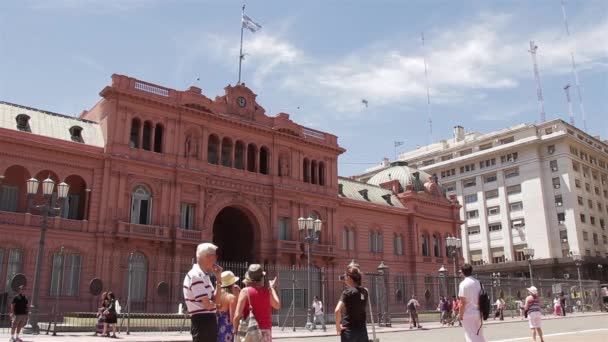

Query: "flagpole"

xmin=238 ymin=4 xmax=245 ymax=84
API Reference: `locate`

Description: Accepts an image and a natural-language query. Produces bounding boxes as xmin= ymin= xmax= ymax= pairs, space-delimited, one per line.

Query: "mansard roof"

xmin=338 ymin=177 xmax=404 ymax=208
xmin=0 ymin=101 xmax=105 ymax=147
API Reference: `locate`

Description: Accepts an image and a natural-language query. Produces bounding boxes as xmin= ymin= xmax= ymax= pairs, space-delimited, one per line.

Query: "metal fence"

xmin=0 ymin=253 xmax=602 ymax=334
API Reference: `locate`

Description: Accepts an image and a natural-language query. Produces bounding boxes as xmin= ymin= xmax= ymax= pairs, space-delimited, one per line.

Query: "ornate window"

xmin=50 ymin=252 xmax=81 ymax=296
xmin=318 ymin=162 xmax=326 ymax=186
xmin=130 ymin=185 xmax=152 ymax=225
xmin=127 ymin=253 xmax=148 ymax=301
xmin=69 ymin=126 xmax=84 ymax=143
xmin=142 ymin=121 xmax=153 ymax=151
xmin=221 ymin=137 xmax=233 ymax=167
xmin=259 ymin=146 xmax=269 ymax=175
xmin=153 ymin=123 xmax=163 ymax=153
xmin=129 ymin=118 xmax=141 ymax=148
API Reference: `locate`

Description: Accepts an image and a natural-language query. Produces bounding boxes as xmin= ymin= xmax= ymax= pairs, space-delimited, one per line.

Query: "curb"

xmin=272 ymin=312 xmax=608 ymax=339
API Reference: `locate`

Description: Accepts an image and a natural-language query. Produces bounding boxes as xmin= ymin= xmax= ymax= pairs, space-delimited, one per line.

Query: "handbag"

xmin=237 ymin=288 xmax=264 ymax=342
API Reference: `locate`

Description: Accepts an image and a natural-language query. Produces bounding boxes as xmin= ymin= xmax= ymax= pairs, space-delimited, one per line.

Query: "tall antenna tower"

xmin=564 ymin=84 xmax=575 ymax=126
xmin=421 ymin=32 xmax=433 ymax=143
xmin=528 ymin=41 xmax=546 ymax=123
xmin=561 ymin=0 xmax=587 ymax=131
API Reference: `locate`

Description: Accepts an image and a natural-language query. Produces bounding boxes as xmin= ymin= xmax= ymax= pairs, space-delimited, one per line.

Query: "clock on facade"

xmin=237 ymin=96 xmax=247 ymax=108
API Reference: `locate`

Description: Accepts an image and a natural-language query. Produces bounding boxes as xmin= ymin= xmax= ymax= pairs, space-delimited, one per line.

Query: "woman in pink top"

xmin=233 ymin=264 xmax=280 ymax=342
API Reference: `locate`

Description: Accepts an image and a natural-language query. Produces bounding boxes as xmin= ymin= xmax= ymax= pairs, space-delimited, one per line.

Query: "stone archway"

xmin=212 ymin=206 xmax=257 ymax=262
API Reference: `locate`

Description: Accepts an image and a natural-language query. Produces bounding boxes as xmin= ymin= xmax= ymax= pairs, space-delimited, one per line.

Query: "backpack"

xmin=478 ymin=282 xmax=491 ymax=320
xmin=407 ymin=300 xmax=416 ymax=311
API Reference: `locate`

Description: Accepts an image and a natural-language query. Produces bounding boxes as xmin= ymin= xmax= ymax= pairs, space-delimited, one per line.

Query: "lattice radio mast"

xmin=421 ymin=32 xmax=433 ymax=144
xmin=564 ymin=84 xmax=575 ymax=126
xmin=528 ymin=41 xmax=546 ymax=123
xmin=561 ymin=0 xmax=587 ymax=131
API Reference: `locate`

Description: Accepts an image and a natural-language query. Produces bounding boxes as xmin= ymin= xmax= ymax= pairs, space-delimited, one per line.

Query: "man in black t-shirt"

xmin=10 ymin=285 xmax=28 ymax=342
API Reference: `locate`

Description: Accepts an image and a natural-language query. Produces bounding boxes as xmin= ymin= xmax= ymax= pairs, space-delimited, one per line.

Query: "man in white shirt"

xmin=312 ymin=296 xmax=326 ymax=331
xmin=183 ymin=243 xmax=223 ymax=342
xmin=458 ymin=263 xmax=486 ymax=342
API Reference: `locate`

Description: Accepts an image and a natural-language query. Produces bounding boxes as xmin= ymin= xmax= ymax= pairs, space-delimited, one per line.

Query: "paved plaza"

xmin=2 ymin=312 xmax=605 ymax=341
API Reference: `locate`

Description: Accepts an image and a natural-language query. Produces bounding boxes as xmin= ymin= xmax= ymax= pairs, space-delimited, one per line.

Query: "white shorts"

xmin=462 ymin=315 xmax=485 ymax=342
xmin=528 ymin=311 xmax=542 ymax=328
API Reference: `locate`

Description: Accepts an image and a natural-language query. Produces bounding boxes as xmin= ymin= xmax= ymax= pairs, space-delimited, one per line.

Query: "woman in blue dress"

xmin=217 ymin=271 xmax=240 ymax=342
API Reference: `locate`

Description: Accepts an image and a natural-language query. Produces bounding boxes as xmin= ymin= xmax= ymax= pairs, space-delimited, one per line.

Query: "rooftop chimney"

xmin=454 ymin=125 xmax=465 ymax=142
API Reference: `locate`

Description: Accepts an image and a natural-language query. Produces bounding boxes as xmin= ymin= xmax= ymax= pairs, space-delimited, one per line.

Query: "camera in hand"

xmin=339 ymin=274 xmax=346 ymax=281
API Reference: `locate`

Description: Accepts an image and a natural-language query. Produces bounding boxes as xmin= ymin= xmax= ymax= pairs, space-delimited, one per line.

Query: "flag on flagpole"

xmin=394 ymin=141 xmax=404 ymax=147
xmin=242 ymin=14 xmax=262 ymax=33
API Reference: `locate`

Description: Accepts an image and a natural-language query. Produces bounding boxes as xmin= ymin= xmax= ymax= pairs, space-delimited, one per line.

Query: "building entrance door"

xmin=212 ymin=206 xmax=256 ymax=262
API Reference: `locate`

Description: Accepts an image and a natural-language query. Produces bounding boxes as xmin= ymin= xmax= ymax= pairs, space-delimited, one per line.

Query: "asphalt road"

xmin=279 ymin=315 xmax=608 ymax=342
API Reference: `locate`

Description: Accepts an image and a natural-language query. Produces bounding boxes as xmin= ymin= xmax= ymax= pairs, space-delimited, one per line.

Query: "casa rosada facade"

xmin=0 ymin=74 xmax=462 ymax=313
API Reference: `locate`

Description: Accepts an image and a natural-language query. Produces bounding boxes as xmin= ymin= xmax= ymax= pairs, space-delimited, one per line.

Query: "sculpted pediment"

xmin=214 ymin=83 xmax=268 ymax=122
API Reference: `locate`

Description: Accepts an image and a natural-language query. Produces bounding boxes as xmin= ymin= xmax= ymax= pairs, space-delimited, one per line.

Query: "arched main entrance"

xmin=212 ymin=206 xmax=256 ymax=262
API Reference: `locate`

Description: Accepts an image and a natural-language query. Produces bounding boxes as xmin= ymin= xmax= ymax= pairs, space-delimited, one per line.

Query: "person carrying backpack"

xmin=406 ymin=294 xmax=422 ymax=329
xmin=458 ymin=263 xmax=486 ymax=342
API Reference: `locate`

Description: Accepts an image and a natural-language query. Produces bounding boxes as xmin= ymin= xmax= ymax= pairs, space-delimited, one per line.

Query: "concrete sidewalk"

xmin=2 ymin=312 xmax=604 ymax=341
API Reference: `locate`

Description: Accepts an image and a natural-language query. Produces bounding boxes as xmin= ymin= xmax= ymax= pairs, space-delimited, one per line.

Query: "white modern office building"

xmin=361 ymin=119 xmax=608 ymax=279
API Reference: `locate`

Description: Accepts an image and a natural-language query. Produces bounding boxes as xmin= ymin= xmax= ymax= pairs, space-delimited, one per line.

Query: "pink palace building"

xmin=0 ymin=74 xmax=462 ymax=314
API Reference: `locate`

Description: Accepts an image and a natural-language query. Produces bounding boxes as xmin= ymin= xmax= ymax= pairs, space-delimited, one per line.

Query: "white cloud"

xmin=281 ymin=13 xmax=607 ymax=114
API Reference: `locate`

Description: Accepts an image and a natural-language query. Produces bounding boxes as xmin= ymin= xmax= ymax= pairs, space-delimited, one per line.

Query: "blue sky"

xmin=1 ymin=0 xmax=606 ymax=176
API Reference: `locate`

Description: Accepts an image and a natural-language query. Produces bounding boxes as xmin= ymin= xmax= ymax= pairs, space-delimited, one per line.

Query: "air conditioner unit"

xmin=558 ymin=221 xmax=565 ymax=225
xmin=551 ymin=167 xmax=558 ymax=171
xmin=554 ymin=184 xmax=560 ymax=189
xmin=561 ymin=239 xmax=568 ymax=243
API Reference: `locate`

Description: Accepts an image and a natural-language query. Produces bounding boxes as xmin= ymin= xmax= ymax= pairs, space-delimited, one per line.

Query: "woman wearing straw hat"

xmin=524 ymin=286 xmax=545 ymax=342
xmin=233 ymin=264 xmax=280 ymax=342
xmin=217 ymin=271 xmax=240 ymax=342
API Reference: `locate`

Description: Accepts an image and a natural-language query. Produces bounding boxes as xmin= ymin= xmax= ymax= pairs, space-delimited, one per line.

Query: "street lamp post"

xmin=491 ymin=272 xmax=501 ymax=304
xmin=445 ymin=236 xmax=462 ymax=296
xmin=438 ymin=265 xmax=448 ymax=300
xmin=298 ymin=216 xmax=322 ymax=331
xmin=572 ymin=253 xmax=584 ymax=313
xmin=377 ymin=261 xmax=391 ymax=327
xmin=523 ymin=247 xmax=535 ymax=286
xmin=24 ymin=176 xmax=70 ymax=334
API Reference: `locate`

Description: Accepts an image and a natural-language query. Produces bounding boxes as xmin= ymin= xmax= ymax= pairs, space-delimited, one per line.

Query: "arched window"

xmin=319 ymin=162 xmax=326 ymax=186
xmin=131 ymin=185 xmax=152 ymax=225
xmin=259 ymin=146 xmax=269 ymax=175
xmin=50 ymin=251 xmax=81 ymax=296
xmin=153 ymin=123 xmax=163 ymax=153
xmin=433 ymin=234 xmax=441 ymax=257
xmin=247 ymin=144 xmax=257 ymax=172
xmin=369 ymin=231 xmax=383 ymax=253
xmin=394 ymin=234 xmax=404 ymax=255
xmin=3 ymin=249 xmax=23 ymax=291
xmin=348 ymin=229 xmax=355 ymax=251
xmin=234 ymin=141 xmax=245 ymax=169
xmin=422 ymin=234 xmax=430 ymax=256
xmin=142 ymin=121 xmax=153 ymax=151
xmin=207 ymin=135 xmax=220 ymax=164
xmin=303 ymin=158 xmax=310 ymax=183
xmin=129 ymin=118 xmax=141 ymax=148
xmin=127 ymin=253 xmax=148 ymax=302
xmin=311 ymin=160 xmax=318 ymax=184
xmin=221 ymin=137 xmax=233 ymax=167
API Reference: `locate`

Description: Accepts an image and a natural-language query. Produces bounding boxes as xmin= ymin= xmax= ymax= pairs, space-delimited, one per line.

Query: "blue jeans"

xmin=340 ymin=326 xmax=368 ymax=342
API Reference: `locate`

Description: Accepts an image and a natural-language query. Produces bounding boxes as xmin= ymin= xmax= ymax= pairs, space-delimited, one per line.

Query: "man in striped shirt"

xmin=183 ymin=243 xmax=223 ymax=342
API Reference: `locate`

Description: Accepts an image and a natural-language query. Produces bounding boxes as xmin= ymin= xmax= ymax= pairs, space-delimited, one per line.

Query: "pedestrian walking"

xmin=515 ymin=299 xmax=525 ymax=320
xmin=94 ymin=292 xmax=108 ymax=336
xmin=233 ymin=264 xmax=280 ymax=342
xmin=217 ymin=271 xmax=239 ymax=342
xmin=334 ymin=264 xmax=369 ymax=342
xmin=452 ymin=296 xmax=461 ymax=326
xmin=312 ymin=296 xmax=326 ymax=331
xmin=438 ymin=296 xmax=450 ymax=326
xmin=553 ymin=296 xmax=562 ymax=316
xmin=9 ymin=285 xmax=28 ymax=342
xmin=406 ymin=294 xmax=422 ymax=329
xmin=524 ymin=286 xmax=544 ymax=342
xmin=183 ymin=242 xmax=223 ymax=342
xmin=559 ymin=293 xmax=566 ymax=316
xmin=458 ymin=263 xmax=486 ymax=342
xmin=494 ymin=297 xmax=505 ymax=320
xmin=103 ymin=292 xmax=118 ymax=338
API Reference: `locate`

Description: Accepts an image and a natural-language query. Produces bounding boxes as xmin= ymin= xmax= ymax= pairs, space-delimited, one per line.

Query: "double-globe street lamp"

xmin=25 ymin=176 xmax=70 ymax=334
xmin=571 ymin=252 xmax=585 ymax=313
xmin=445 ymin=236 xmax=462 ymax=296
xmin=523 ymin=247 xmax=535 ymax=286
xmin=297 ymin=216 xmax=322 ymax=331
